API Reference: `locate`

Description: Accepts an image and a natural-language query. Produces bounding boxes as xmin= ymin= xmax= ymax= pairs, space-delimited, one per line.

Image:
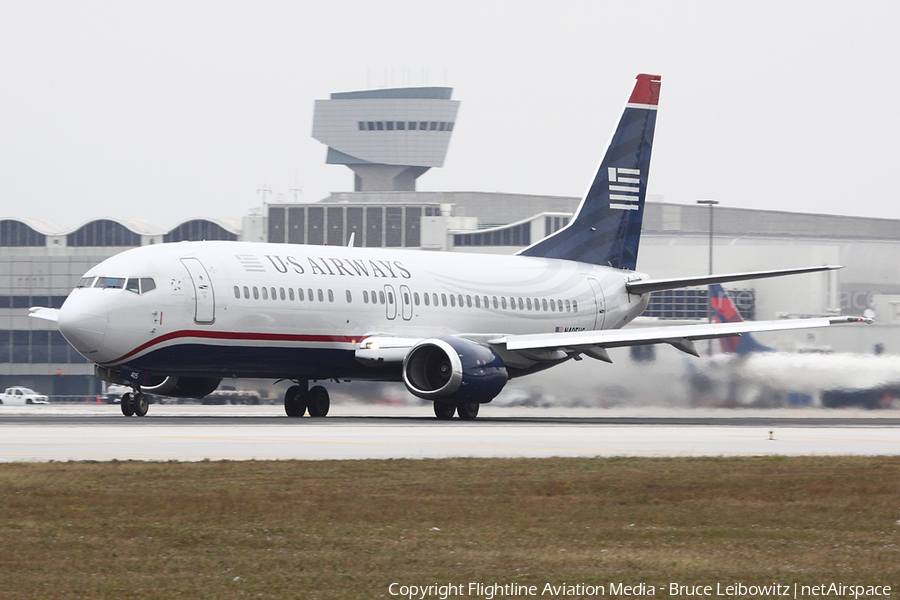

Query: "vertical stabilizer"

xmin=709 ymin=284 xmax=774 ymax=355
xmin=518 ymin=74 xmax=660 ymax=270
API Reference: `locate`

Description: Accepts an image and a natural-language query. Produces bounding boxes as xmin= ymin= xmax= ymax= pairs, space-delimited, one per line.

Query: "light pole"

xmin=697 ymin=200 xmax=719 ymax=355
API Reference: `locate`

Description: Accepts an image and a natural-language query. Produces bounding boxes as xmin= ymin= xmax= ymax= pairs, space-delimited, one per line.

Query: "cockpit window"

xmin=126 ymin=278 xmax=140 ymax=293
xmin=94 ymin=277 xmax=126 ymax=289
xmin=140 ymin=278 xmax=156 ymax=293
xmin=76 ymin=276 xmax=96 ymax=288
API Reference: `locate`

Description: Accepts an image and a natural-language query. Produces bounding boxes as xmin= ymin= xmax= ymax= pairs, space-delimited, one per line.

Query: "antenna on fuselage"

xmin=347 ymin=232 xmax=356 ymax=248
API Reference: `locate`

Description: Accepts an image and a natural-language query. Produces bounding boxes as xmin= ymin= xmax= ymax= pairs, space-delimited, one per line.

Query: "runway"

xmin=1 ymin=403 xmax=899 ymax=461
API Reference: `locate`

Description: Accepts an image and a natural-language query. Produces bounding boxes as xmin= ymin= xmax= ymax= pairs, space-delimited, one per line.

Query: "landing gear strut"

xmin=121 ymin=391 xmax=149 ymax=417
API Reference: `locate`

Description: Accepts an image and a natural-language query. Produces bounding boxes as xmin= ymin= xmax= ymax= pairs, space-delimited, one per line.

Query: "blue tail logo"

xmin=519 ymin=74 xmax=660 ymax=270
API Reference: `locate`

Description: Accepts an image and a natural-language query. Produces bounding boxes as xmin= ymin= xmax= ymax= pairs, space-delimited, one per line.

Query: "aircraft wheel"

xmin=133 ymin=393 xmax=149 ymax=417
xmin=306 ymin=386 xmax=330 ymax=417
xmin=284 ymin=385 xmax=307 ymax=417
xmin=121 ymin=393 xmax=135 ymax=417
xmin=433 ymin=402 xmax=456 ymax=420
xmin=457 ymin=402 xmax=479 ymax=420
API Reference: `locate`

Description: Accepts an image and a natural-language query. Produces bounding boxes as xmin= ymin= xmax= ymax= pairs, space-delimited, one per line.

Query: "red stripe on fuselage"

xmin=104 ymin=330 xmax=362 ymax=366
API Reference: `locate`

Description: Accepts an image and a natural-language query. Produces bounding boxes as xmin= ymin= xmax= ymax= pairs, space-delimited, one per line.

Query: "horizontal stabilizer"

xmin=625 ymin=265 xmax=842 ymax=295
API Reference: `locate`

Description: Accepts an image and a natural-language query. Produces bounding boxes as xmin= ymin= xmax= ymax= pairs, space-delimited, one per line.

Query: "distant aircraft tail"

xmin=518 ymin=73 xmax=660 ymax=270
xmin=709 ymin=284 xmax=774 ymax=355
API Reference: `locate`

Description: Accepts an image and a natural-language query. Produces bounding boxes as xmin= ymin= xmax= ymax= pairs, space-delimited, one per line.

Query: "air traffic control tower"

xmin=312 ymin=87 xmax=459 ymax=192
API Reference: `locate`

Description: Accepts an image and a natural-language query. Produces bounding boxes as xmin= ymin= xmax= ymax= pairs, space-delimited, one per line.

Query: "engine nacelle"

xmin=139 ymin=376 xmax=222 ymax=399
xmin=403 ymin=337 xmax=507 ymax=403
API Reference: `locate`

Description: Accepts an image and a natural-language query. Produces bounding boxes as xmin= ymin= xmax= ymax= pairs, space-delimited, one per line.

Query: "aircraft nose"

xmin=58 ymin=292 xmax=109 ymax=356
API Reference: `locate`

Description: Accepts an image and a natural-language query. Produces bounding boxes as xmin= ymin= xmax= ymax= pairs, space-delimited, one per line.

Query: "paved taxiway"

xmin=2 ymin=403 xmax=899 ymax=461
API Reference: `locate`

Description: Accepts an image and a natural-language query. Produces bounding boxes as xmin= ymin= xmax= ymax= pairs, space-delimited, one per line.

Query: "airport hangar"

xmin=3 ymin=86 xmax=900 ymax=398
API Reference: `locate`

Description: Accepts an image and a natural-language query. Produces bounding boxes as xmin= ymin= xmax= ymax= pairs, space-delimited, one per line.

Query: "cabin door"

xmin=384 ymin=284 xmax=397 ymax=320
xmin=399 ymin=285 xmax=413 ymax=321
xmin=587 ymin=278 xmax=606 ymax=330
xmin=181 ymin=257 xmax=216 ymax=324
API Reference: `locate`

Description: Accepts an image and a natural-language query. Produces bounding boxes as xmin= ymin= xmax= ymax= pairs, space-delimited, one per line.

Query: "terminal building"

xmin=4 ymin=86 xmax=900 ymax=397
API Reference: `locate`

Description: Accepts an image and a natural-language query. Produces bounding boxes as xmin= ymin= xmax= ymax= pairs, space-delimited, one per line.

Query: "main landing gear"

xmin=433 ymin=401 xmax=480 ymax=420
xmin=121 ymin=391 xmax=150 ymax=417
xmin=284 ymin=382 xmax=330 ymax=418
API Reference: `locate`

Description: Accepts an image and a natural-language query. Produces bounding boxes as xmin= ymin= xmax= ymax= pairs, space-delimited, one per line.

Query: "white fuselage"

xmin=57 ymin=241 xmax=649 ymax=380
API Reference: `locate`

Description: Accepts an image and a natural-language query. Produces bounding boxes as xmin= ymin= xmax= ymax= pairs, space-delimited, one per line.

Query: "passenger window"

xmin=466 ymin=295 xmax=472 ymax=308
xmin=450 ymin=295 xmax=456 ymax=307
xmin=289 ymin=288 xmax=295 ymax=301
xmin=388 ymin=292 xmax=394 ymax=304
xmin=573 ymin=300 xmax=578 ymax=312
xmin=457 ymin=294 xmax=463 ymax=307
xmin=518 ymin=298 xmax=524 ymax=310
xmin=232 ymin=285 xmax=240 ymax=299
xmin=126 ymin=279 xmax=140 ymax=294
xmin=318 ymin=289 xmax=324 ymax=302
xmin=379 ymin=291 xmax=385 ymax=304
xmin=441 ymin=294 xmax=447 ymax=307
xmin=280 ymin=288 xmax=286 ymax=300
xmin=549 ymin=299 xmax=555 ymax=312
xmin=403 ymin=292 xmax=409 ymax=305
xmin=262 ymin=287 xmax=268 ymax=300
xmin=565 ymin=299 xmax=571 ymax=312
xmin=243 ymin=286 xmax=250 ymax=299
xmin=483 ymin=296 xmax=489 ymax=308
xmin=308 ymin=289 xmax=314 ymax=301
xmin=557 ymin=299 xmax=563 ymax=312
xmin=298 ymin=288 xmax=305 ymax=301
xmin=433 ymin=293 xmax=438 ymax=306
xmin=474 ymin=296 xmax=480 ymax=308
xmin=271 ymin=287 xmax=277 ymax=300
xmin=253 ymin=287 xmax=259 ymax=300
xmin=345 ymin=290 xmax=351 ymax=303
xmin=542 ymin=299 xmax=549 ymax=311
xmin=423 ymin=293 xmax=429 ymax=306
xmin=413 ymin=292 xmax=419 ymax=305
xmin=492 ymin=296 xmax=498 ymax=309
xmin=501 ymin=297 xmax=507 ymax=309
xmin=363 ymin=290 xmax=369 ymax=303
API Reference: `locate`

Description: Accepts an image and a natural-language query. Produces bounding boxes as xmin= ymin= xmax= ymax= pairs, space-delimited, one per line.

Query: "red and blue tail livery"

xmin=709 ymin=284 xmax=774 ymax=355
xmin=519 ymin=74 xmax=660 ymax=271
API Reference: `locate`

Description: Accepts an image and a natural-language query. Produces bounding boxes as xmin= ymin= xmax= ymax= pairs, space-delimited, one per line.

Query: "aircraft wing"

xmin=28 ymin=307 xmax=60 ymax=322
xmin=493 ymin=316 xmax=870 ymax=360
xmin=625 ymin=265 xmax=842 ymax=295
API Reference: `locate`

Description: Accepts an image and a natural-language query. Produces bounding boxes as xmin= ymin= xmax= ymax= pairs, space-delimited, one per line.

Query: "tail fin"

xmin=709 ymin=284 xmax=774 ymax=355
xmin=518 ymin=73 xmax=660 ymax=270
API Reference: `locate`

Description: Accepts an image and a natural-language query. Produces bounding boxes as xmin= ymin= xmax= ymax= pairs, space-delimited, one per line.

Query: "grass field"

xmin=1 ymin=456 xmax=898 ymax=599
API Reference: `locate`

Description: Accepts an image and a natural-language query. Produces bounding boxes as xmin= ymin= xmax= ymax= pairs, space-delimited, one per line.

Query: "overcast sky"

xmin=2 ymin=1 xmax=898 ymax=228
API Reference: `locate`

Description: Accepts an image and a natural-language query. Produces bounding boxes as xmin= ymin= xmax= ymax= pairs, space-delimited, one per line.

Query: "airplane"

xmin=696 ymin=284 xmax=899 ymax=408
xmin=29 ymin=73 xmax=870 ymax=419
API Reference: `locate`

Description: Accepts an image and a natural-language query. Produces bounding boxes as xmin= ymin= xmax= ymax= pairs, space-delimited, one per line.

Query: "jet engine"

xmin=139 ymin=376 xmax=222 ymax=399
xmin=403 ymin=337 xmax=507 ymax=403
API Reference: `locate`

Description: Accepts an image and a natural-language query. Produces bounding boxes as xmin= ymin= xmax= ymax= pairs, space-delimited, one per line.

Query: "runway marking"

xmin=716 ymin=433 xmax=900 ymax=443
